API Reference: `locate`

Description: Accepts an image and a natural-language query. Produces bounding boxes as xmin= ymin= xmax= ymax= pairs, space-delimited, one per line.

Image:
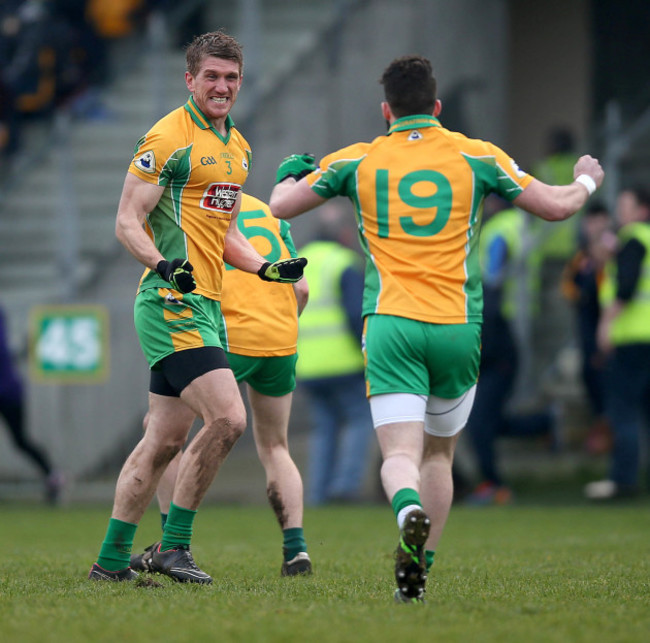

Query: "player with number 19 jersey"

xmin=128 ymin=96 xmax=252 ymax=301
xmin=305 ymin=114 xmax=533 ymax=324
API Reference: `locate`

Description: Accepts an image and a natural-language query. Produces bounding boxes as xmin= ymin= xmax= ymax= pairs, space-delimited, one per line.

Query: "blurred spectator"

xmin=147 ymin=0 xmax=207 ymax=48
xmin=85 ymin=0 xmax=147 ymax=40
xmin=561 ymin=201 xmax=616 ymax=454
xmin=0 ymin=0 xmax=204 ymax=163
xmin=173 ymin=2 xmax=207 ymax=48
xmin=0 ymin=0 xmax=159 ymax=160
xmin=528 ymin=126 xmax=582 ymax=402
xmin=53 ymin=0 xmax=111 ymax=118
xmin=296 ymin=202 xmax=374 ymax=505
xmin=464 ymin=197 xmax=557 ymax=505
xmin=0 ymin=0 xmax=110 ymax=158
xmin=0 ymin=78 xmax=20 ymax=159
xmin=586 ymin=186 xmax=650 ymax=500
xmin=0 ymin=305 xmax=64 ymax=503
xmin=531 ymin=126 xmax=581 ymax=261
xmin=2 ymin=1 xmax=70 ymax=117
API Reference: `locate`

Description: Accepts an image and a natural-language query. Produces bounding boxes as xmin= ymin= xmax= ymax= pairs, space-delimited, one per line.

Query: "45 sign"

xmin=29 ymin=305 xmax=109 ymax=383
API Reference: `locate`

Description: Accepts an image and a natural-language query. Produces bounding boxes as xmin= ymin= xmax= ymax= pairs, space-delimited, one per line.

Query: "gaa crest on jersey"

xmin=510 ymin=158 xmax=526 ymax=178
xmin=408 ymin=130 xmax=423 ymax=141
xmin=164 ymin=291 xmax=183 ymax=304
xmin=242 ymin=157 xmax=249 ymax=171
xmin=134 ymin=150 xmax=156 ymax=174
xmin=200 ymin=182 xmax=241 ymax=213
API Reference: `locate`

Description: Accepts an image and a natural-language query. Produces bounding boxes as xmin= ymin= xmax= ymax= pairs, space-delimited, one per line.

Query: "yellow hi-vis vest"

xmin=479 ymin=208 xmax=525 ymax=319
xmin=599 ymin=221 xmax=650 ymax=345
xmin=296 ymin=241 xmax=365 ymax=379
xmin=531 ymin=152 xmax=580 ymax=259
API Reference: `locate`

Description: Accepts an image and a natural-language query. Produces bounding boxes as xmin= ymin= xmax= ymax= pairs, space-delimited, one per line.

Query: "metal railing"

xmin=602 ymin=100 xmax=650 ymax=211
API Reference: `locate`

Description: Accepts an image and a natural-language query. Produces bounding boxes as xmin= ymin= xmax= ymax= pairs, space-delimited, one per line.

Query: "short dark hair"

xmin=380 ymin=55 xmax=436 ymax=118
xmin=623 ymin=185 xmax=650 ymax=210
xmin=185 ymin=30 xmax=243 ymax=77
xmin=584 ymin=200 xmax=609 ymax=217
xmin=547 ymin=127 xmax=575 ymax=154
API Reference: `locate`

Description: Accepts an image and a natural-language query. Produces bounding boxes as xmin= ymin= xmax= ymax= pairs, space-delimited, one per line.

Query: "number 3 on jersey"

xmin=376 ymin=168 xmax=452 ymax=238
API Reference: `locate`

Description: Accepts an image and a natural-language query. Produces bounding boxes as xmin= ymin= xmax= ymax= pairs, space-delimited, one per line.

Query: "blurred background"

xmin=1 ymin=0 xmax=648 ymax=505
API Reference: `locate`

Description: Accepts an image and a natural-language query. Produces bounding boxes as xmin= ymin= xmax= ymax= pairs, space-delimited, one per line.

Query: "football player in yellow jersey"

xmin=270 ymin=55 xmax=604 ymax=602
xmin=89 ymin=32 xmax=307 ymax=584
xmin=129 ymin=194 xmax=313 ymax=577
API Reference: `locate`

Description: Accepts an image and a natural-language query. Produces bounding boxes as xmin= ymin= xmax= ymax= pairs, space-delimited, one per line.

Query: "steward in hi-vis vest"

xmin=296 ymin=240 xmax=365 ymax=380
xmin=599 ymin=221 xmax=650 ymax=345
xmin=587 ymin=187 xmax=650 ymax=500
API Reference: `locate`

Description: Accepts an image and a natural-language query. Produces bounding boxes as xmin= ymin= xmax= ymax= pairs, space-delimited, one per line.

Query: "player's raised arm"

xmin=514 ymin=154 xmax=605 ymax=221
xmin=269 ymin=154 xmax=326 ymax=220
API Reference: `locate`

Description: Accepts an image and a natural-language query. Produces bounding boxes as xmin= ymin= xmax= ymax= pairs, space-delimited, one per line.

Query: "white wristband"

xmin=575 ymin=174 xmax=597 ymax=195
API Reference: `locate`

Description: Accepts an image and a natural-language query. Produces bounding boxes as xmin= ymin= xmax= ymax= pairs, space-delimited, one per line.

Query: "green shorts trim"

xmin=134 ymin=288 xmax=223 ymax=368
xmin=226 ymin=352 xmax=297 ymax=397
xmin=363 ymin=314 xmax=481 ymax=399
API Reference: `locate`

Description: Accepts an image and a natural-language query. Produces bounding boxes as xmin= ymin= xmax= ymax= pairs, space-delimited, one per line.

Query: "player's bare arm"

xmin=292 ymin=278 xmax=309 ymax=316
xmin=514 ymin=154 xmax=604 ymax=221
xmin=270 ymin=178 xmax=327 ymax=220
xmin=225 ymin=193 xmax=308 ymax=283
xmin=115 ymin=173 xmax=166 ymax=269
xmin=223 ymin=193 xmax=267 ymax=273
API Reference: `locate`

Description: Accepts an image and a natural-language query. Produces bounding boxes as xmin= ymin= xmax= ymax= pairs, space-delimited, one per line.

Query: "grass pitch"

xmin=2 ymin=501 xmax=649 ymax=642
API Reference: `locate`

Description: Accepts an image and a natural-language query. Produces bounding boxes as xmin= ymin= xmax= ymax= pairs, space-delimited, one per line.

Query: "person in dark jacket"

xmin=0 ymin=306 xmax=64 ymax=503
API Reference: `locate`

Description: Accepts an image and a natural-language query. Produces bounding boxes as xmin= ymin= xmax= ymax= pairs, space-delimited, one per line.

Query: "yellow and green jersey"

xmin=129 ymin=96 xmax=252 ymax=301
xmin=220 ymin=194 xmax=299 ymax=357
xmin=306 ymin=115 xmax=533 ymax=324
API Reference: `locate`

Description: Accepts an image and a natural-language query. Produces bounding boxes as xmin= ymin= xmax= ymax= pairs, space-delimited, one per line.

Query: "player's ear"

xmin=381 ymin=101 xmax=392 ymax=122
xmin=433 ymin=99 xmax=442 ymax=117
xmin=185 ymin=71 xmax=194 ymax=92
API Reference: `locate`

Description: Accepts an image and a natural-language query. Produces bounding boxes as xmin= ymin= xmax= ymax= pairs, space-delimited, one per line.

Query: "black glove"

xmin=258 ymin=257 xmax=308 ymax=283
xmin=275 ymin=153 xmax=316 ymax=184
xmin=156 ymin=258 xmax=196 ymax=293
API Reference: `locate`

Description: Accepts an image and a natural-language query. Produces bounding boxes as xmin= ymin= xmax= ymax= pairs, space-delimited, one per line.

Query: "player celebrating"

xmin=89 ymin=32 xmax=306 ymax=583
xmin=130 ymin=194 xmax=312 ymax=577
xmin=269 ymin=55 xmax=604 ymax=602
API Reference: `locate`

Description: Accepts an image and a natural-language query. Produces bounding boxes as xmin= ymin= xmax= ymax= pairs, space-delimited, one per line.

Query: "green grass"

xmin=2 ymin=501 xmax=649 ymax=642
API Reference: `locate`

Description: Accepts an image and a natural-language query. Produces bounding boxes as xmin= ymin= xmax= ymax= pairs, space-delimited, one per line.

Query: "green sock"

xmin=283 ymin=527 xmax=307 ymax=561
xmin=160 ymin=512 xmax=168 ymax=531
xmin=425 ymin=550 xmax=435 ymax=572
xmin=96 ymin=518 xmax=138 ymax=571
xmin=161 ymin=502 xmax=196 ymax=551
xmin=391 ymin=488 xmax=422 ymax=520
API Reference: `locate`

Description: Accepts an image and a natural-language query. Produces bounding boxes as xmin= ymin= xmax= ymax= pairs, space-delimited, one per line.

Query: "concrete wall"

xmin=507 ymin=0 xmax=591 ymax=167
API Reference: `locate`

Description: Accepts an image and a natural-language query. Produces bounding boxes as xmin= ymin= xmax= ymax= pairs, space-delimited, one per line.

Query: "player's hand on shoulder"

xmin=275 ymin=153 xmax=317 ymax=184
xmin=258 ymin=257 xmax=308 ymax=283
xmin=156 ymin=258 xmax=196 ymax=293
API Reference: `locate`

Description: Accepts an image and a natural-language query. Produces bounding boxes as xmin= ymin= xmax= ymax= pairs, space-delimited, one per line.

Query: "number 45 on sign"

xmin=29 ymin=305 xmax=109 ymax=383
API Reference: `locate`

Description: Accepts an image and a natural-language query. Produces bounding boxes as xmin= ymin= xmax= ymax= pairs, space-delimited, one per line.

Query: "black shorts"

xmin=150 ymin=346 xmax=230 ymax=397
